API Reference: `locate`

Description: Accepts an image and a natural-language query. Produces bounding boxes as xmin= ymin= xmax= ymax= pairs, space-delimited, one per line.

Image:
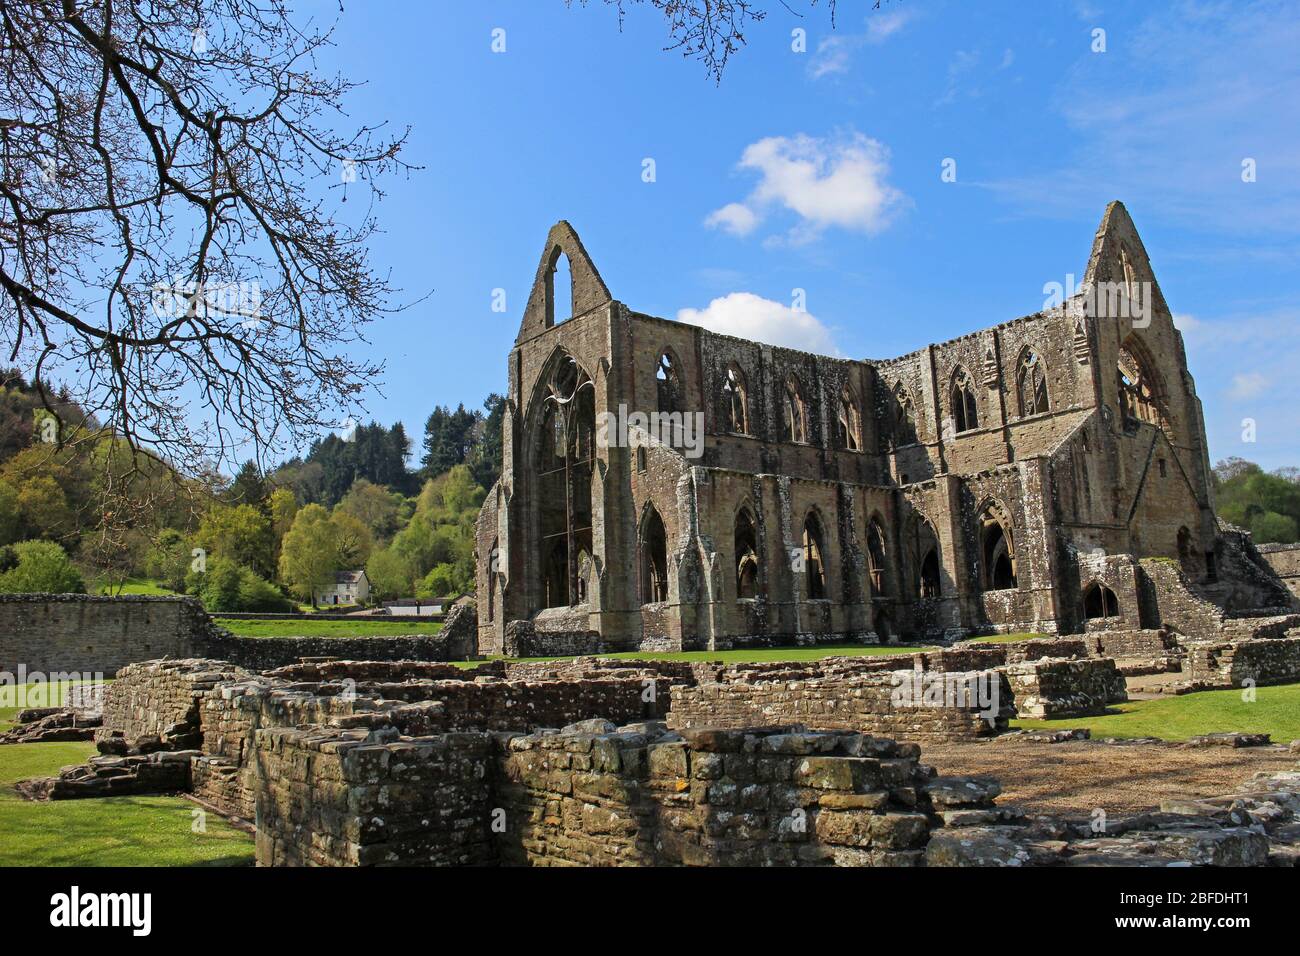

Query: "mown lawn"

xmin=96 ymin=577 xmax=177 ymax=596
xmin=961 ymin=632 xmax=1048 ymax=645
xmin=214 ymin=617 xmax=443 ymax=638
xmin=0 ymin=742 xmax=254 ymax=867
xmin=452 ymin=643 xmax=934 ymax=668
xmin=1012 ymin=681 xmax=1300 ymax=742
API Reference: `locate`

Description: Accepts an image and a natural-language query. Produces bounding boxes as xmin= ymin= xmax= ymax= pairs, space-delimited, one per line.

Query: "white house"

xmin=315 ymin=570 xmax=370 ymax=607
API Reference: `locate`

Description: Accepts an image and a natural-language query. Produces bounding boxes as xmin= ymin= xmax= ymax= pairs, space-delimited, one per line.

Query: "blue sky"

xmin=307 ymin=0 xmax=1300 ymax=471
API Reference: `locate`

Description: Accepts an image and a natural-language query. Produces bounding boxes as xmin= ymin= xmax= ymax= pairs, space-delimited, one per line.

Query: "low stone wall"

xmin=0 ymin=594 xmax=208 ymax=676
xmin=1185 ymin=636 xmax=1300 ymax=688
xmin=198 ymin=632 xmax=464 ymax=671
xmin=253 ymin=723 xmax=942 ymax=867
xmin=1259 ymin=543 xmax=1300 ymax=598
xmin=99 ymin=659 xmax=252 ymax=749
xmin=667 ymin=671 xmax=1010 ymax=742
xmin=255 ymin=725 xmax=496 ymax=866
xmin=1000 ymin=659 xmax=1127 ymax=719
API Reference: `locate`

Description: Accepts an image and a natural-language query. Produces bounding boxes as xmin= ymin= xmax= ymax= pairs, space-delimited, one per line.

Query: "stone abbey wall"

xmin=0 ymin=594 xmax=205 ymax=676
xmin=667 ymin=671 xmax=1011 ymax=741
xmin=254 ymin=723 xmax=943 ymax=868
xmin=0 ymin=594 xmax=470 ymax=678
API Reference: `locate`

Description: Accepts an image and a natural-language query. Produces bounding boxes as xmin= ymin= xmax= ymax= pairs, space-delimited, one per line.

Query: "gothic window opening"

xmin=1083 ymin=582 xmax=1120 ymax=619
xmin=1017 ymin=349 xmax=1050 ymax=417
xmin=1117 ymin=341 xmax=1168 ymax=433
xmin=979 ymin=506 xmax=1017 ymax=591
xmin=734 ymin=508 xmax=759 ymax=599
xmin=487 ymin=540 xmax=498 ymax=622
xmin=803 ymin=512 xmax=827 ymax=599
xmin=837 ymin=386 xmax=862 ymax=451
xmin=867 ymin=518 xmax=888 ymax=596
xmin=951 ymin=367 xmax=979 ymax=433
xmin=575 ymin=549 xmax=592 ymax=604
xmin=536 ymin=354 xmax=595 ymax=608
xmin=723 ymin=365 xmax=749 ymax=435
xmin=640 ymin=506 xmax=668 ymax=604
xmin=547 ymin=249 xmax=573 ymax=327
xmin=656 ymin=349 xmax=683 ymax=416
xmin=919 ymin=549 xmax=941 ymax=598
xmin=783 ymin=375 xmax=808 ymax=444
xmin=893 ymin=383 xmax=918 ymax=448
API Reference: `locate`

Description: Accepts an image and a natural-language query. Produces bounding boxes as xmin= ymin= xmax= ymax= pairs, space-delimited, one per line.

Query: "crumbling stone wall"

xmin=1001 ymin=659 xmax=1127 ymax=719
xmin=255 ymin=726 xmax=496 ymax=866
xmin=667 ymin=671 xmax=1010 ymax=741
xmin=254 ymin=723 xmax=939 ymax=867
xmin=199 ymin=631 xmax=466 ymax=670
xmin=1259 ymin=544 xmax=1300 ymax=599
xmin=1185 ymin=636 xmax=1300 ymax=688
xmin=98 ymin=658 xmax=252 ymax=748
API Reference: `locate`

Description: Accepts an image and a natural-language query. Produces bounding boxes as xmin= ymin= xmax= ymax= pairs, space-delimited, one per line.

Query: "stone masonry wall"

xmin=1185 ymin=636 xmax=1300 ymax=688
xmin=99 ymin=658 xmax=252 ymax=747
xmin=0 ymin=594 xmax=207 ymax=676
xmin=1000 ymin=659 xmax=1127 ymax=719
xmin=254 ymin=725 xmax=496 ymax=866
xmin=254 ymin=723 xmax=939 ymax=867
xmin=667 ymin=672 xmax=1010 ymax=741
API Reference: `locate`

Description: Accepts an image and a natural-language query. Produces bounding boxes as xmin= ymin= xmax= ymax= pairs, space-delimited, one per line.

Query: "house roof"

xmin=333 ymin=570 xmax=368 ymax=584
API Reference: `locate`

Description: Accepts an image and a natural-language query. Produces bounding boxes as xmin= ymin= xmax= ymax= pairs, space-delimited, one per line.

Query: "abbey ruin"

xmin=8 ymin=202 xmax=1300 ymax=868
xmin=475 ymin=201 xmax=1294 ymax=655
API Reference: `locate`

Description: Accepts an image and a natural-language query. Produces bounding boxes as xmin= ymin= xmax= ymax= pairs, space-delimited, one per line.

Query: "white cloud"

xmin=706 ymin=132 xmax=905 ymax=244
xmin=676 ymin=292 xmax=840 ymax=355
xmin=1229 ymin=372 xmax=1270 ymax=400
xmin=703 ymin=202 xmax=760 ymax=237
xmin=808 ymin=9 xmax=915 ymax=79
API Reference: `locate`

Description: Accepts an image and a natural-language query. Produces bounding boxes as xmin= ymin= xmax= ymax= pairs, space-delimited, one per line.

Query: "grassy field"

xmin=451 ymin=642 xmax=933 ymax=668
xmin=96 ymin=577 xmax=178 ymax=596
xmin=214 ymin=616 xmax=443 ymax=637
xmin=0 ymin=742 xmax=254 ymax=866
xmin=0 ymin=680 xmax=106 ymax=731
xmin=961 ymin=633 xmax=1048 ymax=645
xmin=1012 ymin=681 xmax=1300 ymax=742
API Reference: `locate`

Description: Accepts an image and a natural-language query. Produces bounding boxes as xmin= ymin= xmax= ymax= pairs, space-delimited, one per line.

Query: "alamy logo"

xmin=596 ymin=403 xmax=705 ymax=459
xmin=49 ymin=886 xmax=152 ymax=936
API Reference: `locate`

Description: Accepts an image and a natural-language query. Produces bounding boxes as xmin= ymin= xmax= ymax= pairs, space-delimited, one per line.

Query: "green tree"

xmin=195 ymin=504 xmax=274 ymax=578
xmin=365 ymin=547 xmax=417 ymax=601
xmin=0 ymin=479 xmax=19 ymax=546
xmin=1251 ymin=511 xmax=1299 ymax=545
xmin=337 ymin=478 xmax=403 ymax=541
xmin=278 ymin=504 xmax=341 ymax=606
xmin=0 ymin=539 xmax=85 ymax=593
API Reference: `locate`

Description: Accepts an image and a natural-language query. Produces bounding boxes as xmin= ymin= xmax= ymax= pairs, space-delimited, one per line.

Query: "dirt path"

xmin=920 ymin=738 xmax=1298 ymax=816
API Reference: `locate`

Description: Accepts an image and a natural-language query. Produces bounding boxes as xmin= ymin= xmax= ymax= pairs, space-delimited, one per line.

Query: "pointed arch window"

xmin=979 ymin=506 xmax=1017 ymax=591
xmin=1017 ymin=349 xmax=1050 ymax=417
xmin=783 ymin=375 xmax=808 ymax=444
xmin=640 ymin=506 xmax=669 ymax=604
xmin=1083 ymin=582 xmax=1120 ymax=619
xmin=919 ymin=550 xmax=941 ymax=598
xmin=734 ymin=508 xmax=759 ymax=599
xmin=656 ymin=349 xmax=683 ymax=415
xmin=802 ymin=512 xmax=827 ymax=599
xmin=867 ymin=518 xmax=888 ymax=596
xmin=546 ymin=248 xmax=573 ymax=327
xmin=1117 ymin=341 xmax=1167 ymax=432
xmin=837 ymin=386 xmax=862 ymax=451
xmin=893 ymin=383 xmax=918 ymax=448
xmin=951 ymin=367 xmax=979 ymax=433
xmin=536 ymin=355 xmax=595 ymax=608
xmin=722 ymin=365 xmax=749 ymax=435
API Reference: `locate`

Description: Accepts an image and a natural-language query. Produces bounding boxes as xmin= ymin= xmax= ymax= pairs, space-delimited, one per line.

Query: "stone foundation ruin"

xmin=13 ymin=622 xmax=1300 ymax=867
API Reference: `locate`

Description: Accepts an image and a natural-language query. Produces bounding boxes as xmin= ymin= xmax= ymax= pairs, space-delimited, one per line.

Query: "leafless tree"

xmin=575 ymin=0 xmax=859 ymax=82
xmin=0 ymin=0 xmax=413 ymax=478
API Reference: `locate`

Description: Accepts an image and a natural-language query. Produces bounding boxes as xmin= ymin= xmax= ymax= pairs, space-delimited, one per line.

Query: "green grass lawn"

xmin=0 ymin=742 xmax=254 ymax=866
xmin=0 ymin=680 xmax=108 ymax=731
xmin=96 ymin=577 xmax=177 ymax=596
xmin=214 ymin=616 xmax=443 ymax=638
xmin=961 ymin=632 xmax=1049 ymax=645
xmin=452 ymin=642 xmax=934 ymax=668
xmin=1012 ymin=681 xmax=1300 ymax=742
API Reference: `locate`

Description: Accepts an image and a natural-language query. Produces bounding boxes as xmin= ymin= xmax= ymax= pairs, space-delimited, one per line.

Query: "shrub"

xmin=0 ymin=539 xmax=85 ymax=593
